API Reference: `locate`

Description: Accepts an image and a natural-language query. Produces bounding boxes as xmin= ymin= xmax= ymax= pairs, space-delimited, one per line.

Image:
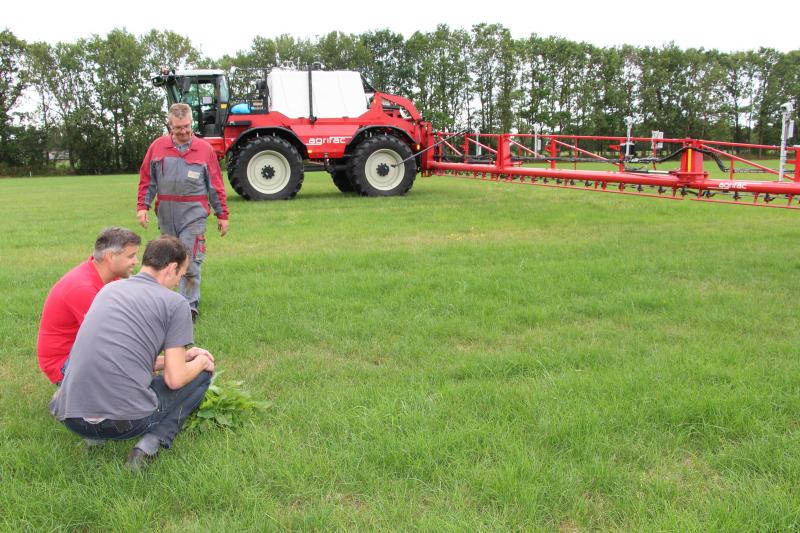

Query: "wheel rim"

xmin=364 ymin=148 xmax=405 ymax=191
xmin=246 ymin=149 xmax=291 ymax=194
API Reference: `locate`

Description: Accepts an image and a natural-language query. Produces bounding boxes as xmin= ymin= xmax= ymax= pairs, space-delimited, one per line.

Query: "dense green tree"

xmin=405 ymin=25 xmax=471 ymax=130
xmin=315 ymin=31 xmax=370 ymax=70
xmin=51 ymin=41 xmax=97 ymax=171
xmin=22 ymin=41 xmax=58 ymax=170
xmin=517 ymin=35 xmax=551 ymax=135
xmin=470 ymin=23 xmax=501 ymax=132
xmin=142 ymin=29 xmax=201 ymax=73
xmin=1 ymin=25 xmax=798 ymax=175
xmin=540 ymin=37 xmax=589 ymax=134
xmin=469 ymin=24 xmax=519 ymax=133
xmin=360 ymin=30 xmax=410 ymax=93
xmin=751 ymin=48 xmax=784 ymax=145
xmin=0 ymin=30 xmax=28 ymax=168
xmin=720 ymin=51 xmax=758 ymax=143
xmin=754 ymin=49 xmax=800 ymax=145
xmin=1 ymin=124 xmax=48 ymax=172
xmin=88 ymin=29 xmax=148 ymax=171
xmin=587 ymin=45 xmax=635 ymax=137
xmin=275 ymin=34 xmax=316 ymax=67
xmin=637 ymin=43 xmax=698 ymax=137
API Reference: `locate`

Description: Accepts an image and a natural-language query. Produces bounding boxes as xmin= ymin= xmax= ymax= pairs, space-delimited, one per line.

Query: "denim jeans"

xmin=63 ymin=371 xmax=211 ymax=449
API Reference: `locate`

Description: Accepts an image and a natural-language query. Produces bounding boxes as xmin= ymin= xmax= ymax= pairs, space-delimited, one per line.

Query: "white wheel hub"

xmin=364 ymin=148 xmax=404 ymax=190
xmin=247 ymin=150 xmax=291 ymax=194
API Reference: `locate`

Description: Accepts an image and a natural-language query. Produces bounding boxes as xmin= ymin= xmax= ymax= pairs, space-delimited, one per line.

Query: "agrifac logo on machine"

xmin=717 ymin=181 xmax=747 ymax=190
xmin=308 ymin=136 xmax=351 ymax=146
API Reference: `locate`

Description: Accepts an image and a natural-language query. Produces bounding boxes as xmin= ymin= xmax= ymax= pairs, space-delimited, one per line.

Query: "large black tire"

xmin=348 ymin=136 xmax=416 ymax=196
xmin=228 ymin=136 xmax=303 ymax=200
xmin=330 ymin=169 xmax=355 ymax=193
xmin=225 ymin=150 xmax=246 ymax=196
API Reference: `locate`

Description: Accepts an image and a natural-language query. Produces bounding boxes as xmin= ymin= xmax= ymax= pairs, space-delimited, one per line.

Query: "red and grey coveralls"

xmin=138 ymin=134 xmax=229 ymax=313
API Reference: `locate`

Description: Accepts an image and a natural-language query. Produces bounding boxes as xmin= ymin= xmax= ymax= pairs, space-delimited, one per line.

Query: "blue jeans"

xmin=63 ymin=371 xmax=211 ymax=449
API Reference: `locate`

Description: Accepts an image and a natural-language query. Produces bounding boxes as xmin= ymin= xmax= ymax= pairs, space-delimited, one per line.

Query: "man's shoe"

xmin=191 ymin=309 xmax=199 ymax=323
xmin=125 ymin=447 xmax=156 ymax=472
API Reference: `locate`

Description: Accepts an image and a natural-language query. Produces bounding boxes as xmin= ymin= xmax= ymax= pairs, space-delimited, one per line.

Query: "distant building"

xmin=48 ymin=150 xmax=69 ymax=162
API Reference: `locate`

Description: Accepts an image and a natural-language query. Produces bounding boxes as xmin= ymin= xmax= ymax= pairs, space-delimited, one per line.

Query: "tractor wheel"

xmin=226 ymin=151 xmax=246 ymax=196
xmin=229 ymin=136 xmax=303 ymax=200
xmin=348 ymin=135 xmax=416 ymax=196
xmin=330 ymin=169 xmax=355 ymax=193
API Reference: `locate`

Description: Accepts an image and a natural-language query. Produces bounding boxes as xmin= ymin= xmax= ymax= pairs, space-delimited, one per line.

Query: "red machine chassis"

xmin=204 ymin=91 xmax=429 ymax=162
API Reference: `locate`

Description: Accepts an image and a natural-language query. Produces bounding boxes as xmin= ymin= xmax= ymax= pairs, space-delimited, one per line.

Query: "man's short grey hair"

xmin=168 ymin=103 xmax=192 ymax=123
xmin=93 ymin=227 xmax=141 ymax=262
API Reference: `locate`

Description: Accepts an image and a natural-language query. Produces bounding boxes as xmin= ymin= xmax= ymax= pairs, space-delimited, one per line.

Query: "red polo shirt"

xmin=37 ymin=258 xmax=105 ymax=383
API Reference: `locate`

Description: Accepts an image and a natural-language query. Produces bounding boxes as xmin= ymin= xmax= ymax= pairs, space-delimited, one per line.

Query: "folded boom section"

xmin=424 ymin=132 xmax=800 ymax=209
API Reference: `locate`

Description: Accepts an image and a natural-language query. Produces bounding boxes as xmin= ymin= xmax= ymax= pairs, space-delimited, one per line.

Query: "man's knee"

xmin=193 ymin=370 xmax=212 ymax=390
xmin=184 ymin=259 xmax=203 ymax=280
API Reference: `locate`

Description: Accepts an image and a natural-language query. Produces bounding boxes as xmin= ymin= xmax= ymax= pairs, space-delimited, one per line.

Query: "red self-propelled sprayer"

xmin=154 ymin=64 xmax=797 ymax=209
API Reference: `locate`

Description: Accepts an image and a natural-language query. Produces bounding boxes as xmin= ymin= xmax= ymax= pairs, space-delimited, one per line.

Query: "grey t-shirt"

xmin=49 ymin=272 xmax=193 ymax=420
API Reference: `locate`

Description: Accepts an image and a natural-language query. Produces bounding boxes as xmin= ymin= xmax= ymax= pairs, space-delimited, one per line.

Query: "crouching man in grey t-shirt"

xmin=50 ymin=235 xmax=216 ymax=471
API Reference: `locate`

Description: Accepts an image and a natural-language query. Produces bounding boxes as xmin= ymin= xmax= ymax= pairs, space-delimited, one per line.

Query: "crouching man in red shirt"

xmin=49 ymin=235 xmax=215 ymax=471
xmin=37 ymin=227 xmax=141 ymax=384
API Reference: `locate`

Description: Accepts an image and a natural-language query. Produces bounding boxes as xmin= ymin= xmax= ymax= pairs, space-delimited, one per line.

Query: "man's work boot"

xmin=125 ymin=447 xmax=156 ymax=472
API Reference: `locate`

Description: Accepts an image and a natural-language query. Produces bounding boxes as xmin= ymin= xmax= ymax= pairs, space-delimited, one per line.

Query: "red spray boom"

xmin=423 ymin=131 xmax=800 ymax=209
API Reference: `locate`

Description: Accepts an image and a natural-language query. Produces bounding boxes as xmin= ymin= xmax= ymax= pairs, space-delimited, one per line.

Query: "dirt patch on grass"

xmin=558 ymin=519 xmax=581 ymax=532
xmin=642 ymin=453 xmax=722 ymax=492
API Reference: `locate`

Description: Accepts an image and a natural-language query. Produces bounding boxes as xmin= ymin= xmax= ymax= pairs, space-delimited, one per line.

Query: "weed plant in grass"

xmin=2 ymin=170 xmax=800 ymax=530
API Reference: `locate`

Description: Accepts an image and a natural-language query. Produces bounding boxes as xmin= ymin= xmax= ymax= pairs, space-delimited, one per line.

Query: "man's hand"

xmin=218 ymin=218 xmax=229 ymax=237
xmin=137 ymin=209 xmax=150 ymax=229
xmin=186 ymin=346 xmax=214 ymax=362
xmin=164 ymin=346 xmax=216 ymax=388
xmin=202 ymin=354 xmax=216 ymax=374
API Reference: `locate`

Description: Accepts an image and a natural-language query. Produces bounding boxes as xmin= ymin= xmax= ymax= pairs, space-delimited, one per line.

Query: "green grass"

xmin=2 ymin=170 xmax=800 ymax=531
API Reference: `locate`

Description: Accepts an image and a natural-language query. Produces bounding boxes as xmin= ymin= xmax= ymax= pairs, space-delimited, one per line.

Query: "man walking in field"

xmin=137 ymin=102 xmax=229 ymax=322
xmin=49 ymin=235 xmax=217 ymax=471
xmin=37 ymin=227 xmax=141 ymax=385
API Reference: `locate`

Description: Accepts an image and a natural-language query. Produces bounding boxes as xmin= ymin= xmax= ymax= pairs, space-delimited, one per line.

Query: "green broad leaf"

xmin=187 ymin=376 xmax=269 ymax=431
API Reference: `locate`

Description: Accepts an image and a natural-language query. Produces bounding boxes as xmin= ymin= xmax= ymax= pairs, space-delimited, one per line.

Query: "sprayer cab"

xmin=152 ymin=68 xmax=230 ymax=138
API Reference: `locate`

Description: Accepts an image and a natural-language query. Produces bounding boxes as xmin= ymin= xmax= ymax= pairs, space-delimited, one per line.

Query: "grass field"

xmin=2 ymin=169 xmax=800 ymax=531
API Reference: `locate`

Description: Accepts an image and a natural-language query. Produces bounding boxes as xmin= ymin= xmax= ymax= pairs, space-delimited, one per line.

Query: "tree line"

xmin=1 ymin=25 xmax=798 ymax=176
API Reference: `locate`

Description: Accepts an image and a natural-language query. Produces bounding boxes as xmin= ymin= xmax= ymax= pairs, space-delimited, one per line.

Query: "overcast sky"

xmin=4 ymin=0 xmax=797 ymax=57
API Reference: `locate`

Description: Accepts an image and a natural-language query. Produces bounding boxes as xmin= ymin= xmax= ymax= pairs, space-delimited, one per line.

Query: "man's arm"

xmin=163 ymin=346 xmax=215 ymax=390
xmin=154 ymin=347 xmax=215 ymax=372
xmin=153 ymin=346 xmax=214 ymax=372
xmin=186 ymin=346 xmax=215 ymax=362
xmin=205 ymin=147 xmax=229 ymax=235
xmin=137 ymin=141 xmax=158 ymax=227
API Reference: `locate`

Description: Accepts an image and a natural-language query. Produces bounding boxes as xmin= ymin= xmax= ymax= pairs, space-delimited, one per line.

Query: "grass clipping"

xmin=186 ymin=372 xmax=271 ymax=431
